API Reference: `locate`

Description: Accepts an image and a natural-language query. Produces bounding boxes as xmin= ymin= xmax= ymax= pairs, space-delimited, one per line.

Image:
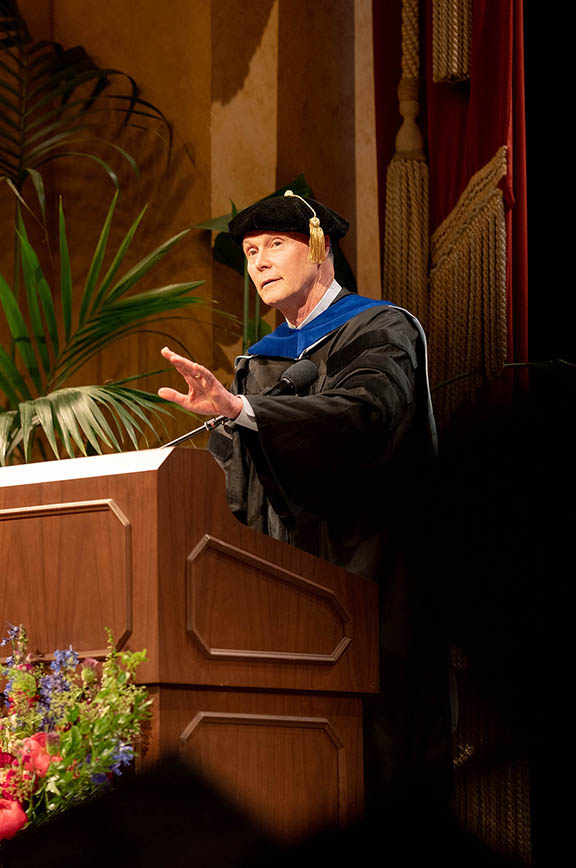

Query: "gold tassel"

xmin=383 ymin=0 xmax=429 ymax=325
xmin=284 ymin=190 xmax=327 ymax=263
xmin=429 ymin=147 xmax=508 ymax=427
xmin=307 ymin=215 xmax=326 ymax=263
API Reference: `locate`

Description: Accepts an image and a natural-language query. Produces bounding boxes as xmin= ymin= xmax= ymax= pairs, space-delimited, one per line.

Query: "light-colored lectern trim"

xmin=0 ymin=447 xmax=174 ymax=488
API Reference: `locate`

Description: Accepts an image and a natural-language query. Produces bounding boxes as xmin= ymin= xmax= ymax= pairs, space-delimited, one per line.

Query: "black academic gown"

xmin=209 ymin=290 xmax=451 ymax=807
xmin=210 ymin=292 xmax=434 ymax=577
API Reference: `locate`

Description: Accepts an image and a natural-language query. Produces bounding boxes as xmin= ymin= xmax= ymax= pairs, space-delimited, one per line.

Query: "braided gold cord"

xmin=383 ymin=0 xmax=429 ymax=323
xmin=383 ymin=157 xmax=429 ymax=323
xmin=432 ymin=0 xmax=472 ymax=83
xmin=429 ymin=148 xmax=508 ymax=426
xmin=456 ymin=764 xmax=532 ymax=861
xmin=402 ymin=0 xmax=420 ymax=79
xmin=431 ymin=147 xmax=507 ymax=263
xmin=452 ymin=647 xmax=532 ymax=864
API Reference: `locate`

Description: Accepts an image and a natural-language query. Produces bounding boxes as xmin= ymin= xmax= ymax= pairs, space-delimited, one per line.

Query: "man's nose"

xmin=254 ymin=249 xmax=271 ymax=269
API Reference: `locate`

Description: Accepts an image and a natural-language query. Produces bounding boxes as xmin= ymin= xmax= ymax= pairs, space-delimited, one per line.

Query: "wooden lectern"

xmin=0 ymin=448 xmax=378 ymax=841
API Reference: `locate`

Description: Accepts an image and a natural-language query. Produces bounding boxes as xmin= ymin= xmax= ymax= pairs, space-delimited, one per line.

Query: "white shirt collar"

xmin=286 ymin=280 xmax=342 ymax=330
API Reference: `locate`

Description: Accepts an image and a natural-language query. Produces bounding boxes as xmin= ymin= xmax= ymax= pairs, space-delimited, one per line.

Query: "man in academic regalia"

xmin=158 ymin=191 xmax=451 ymax=808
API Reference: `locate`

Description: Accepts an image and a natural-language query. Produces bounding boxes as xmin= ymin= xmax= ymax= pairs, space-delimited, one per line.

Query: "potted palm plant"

xmin=0 ymin=191 xmax=208 ymax=464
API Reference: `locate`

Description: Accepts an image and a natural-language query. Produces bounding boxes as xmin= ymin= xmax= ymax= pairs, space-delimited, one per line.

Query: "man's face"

xmin=242 ymin=231 xmax=321 ymax=311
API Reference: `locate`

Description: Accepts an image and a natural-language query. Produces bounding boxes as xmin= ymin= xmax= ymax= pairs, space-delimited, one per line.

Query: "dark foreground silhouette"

xmin=2 ymin=755 xmax=527 ymax=868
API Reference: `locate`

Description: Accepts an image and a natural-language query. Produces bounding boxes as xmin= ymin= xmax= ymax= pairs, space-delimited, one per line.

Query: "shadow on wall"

xmin=212 ymin=0 xmax=277 ymax=105
xmin=277 ymin=0 xmax=356 ymax=273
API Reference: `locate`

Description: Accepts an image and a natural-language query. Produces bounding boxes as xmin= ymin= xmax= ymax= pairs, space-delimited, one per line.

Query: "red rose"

xmin=19 ymin=733 xmax=61 ymax=777
xmin=0 ymin=798 xmax=27 ymax=840
xmin=0 ymin=752 xmax=15 ymax=768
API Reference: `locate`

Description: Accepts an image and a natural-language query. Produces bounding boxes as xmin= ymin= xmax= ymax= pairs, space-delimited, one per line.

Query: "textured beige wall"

xmin=275 ymin=0 xmax=380 ymax=295
xmin=354 ymin=0 xmax=381 ymax=297
xmin=211 ymin=0 xmax=279 ymax=217
xmin=277 ymin=0 xmax=357 ymax=266
xmin=210 ymin=0 xmax=280 ymax=366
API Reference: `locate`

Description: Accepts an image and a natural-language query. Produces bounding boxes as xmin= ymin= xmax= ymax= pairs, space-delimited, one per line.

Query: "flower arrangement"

xmin=0 ymin=625 xmax=151 ymax=841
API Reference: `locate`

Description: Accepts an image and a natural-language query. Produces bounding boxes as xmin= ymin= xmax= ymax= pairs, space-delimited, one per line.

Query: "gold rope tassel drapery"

xmin=428 ymin=146 xmax=508 ymax=426
xmin=383 ymin=0 xmax=429 ymax=327
xmin=432 ymin=0 xmax=473 ymax=83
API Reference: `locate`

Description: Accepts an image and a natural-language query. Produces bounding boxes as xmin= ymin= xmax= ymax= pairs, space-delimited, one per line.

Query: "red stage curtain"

xmin=373 ymin=0 xmax=528 ymax=363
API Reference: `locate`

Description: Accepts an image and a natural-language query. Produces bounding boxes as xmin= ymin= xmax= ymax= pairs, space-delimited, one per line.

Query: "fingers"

xmin=161 ymin=346 xmax=192 ymax=367
xmin=157 ymin=387 xmax=188 ymax=407
xmin=161 ymin=346 xmax=213 ymax=386
xmin=159 ymin=347 xmax=242 ymax=419
xmin=159 ymin=346 xmax=219 ymax=413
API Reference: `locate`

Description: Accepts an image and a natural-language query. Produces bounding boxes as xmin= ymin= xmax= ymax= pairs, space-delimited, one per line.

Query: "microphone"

xmin=163 ymin=360 xmax=318 ymax=448
xmin=262 ymin=360 xmax=319 ymax=396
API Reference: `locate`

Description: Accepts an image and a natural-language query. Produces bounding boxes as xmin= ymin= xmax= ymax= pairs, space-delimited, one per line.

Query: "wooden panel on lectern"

xmin=0 ymin=499 xmax=131 ymax=657
xmin=185 ymin=715 xmax=341 ymax=837
xmin=147 ymin=686 xmax=364 ymax=842
xmin=187 ymin=535 xmax=351 ymax=663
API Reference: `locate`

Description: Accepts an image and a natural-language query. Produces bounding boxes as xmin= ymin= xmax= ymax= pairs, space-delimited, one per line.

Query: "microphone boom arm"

xmin=163 ymin=414 xmax=227 ymax=448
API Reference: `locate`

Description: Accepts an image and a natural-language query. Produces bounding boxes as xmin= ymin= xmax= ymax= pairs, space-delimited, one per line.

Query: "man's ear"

xmin=325 ymin=237 xmax=334 ymax=262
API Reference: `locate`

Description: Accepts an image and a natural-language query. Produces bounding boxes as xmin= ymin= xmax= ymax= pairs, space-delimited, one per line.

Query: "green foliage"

xmin=0 ymin=192 xmax=206 ymax=464
xmin=0 ymin=624 xmax=151 ymax=830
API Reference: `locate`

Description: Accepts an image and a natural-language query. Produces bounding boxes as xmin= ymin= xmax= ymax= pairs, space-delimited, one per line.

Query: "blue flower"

xmin=50 ymin=647 xmax=78 ymax=673
xmin=39 ymin=672 xmax=70 ymax=704
xmin=110 ymin=742 xmax=134 ymax=775
xmin=91 ymin=773 xmax=109 ymax=785
xmin=0 ymin=624 xmax=21 ymax=647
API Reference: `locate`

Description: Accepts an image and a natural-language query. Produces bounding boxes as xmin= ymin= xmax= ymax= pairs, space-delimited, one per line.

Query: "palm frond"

xmin=0 ymin=269 xmax=42 ymax=391
xmin=89 ymin=204 xmax=148 ymax=312
xmin=32 ymin=395 xmax=61 ymax=458
xmin=0 ymin=343 xmax=32 ymax=401
xmin=17 ymin=398 xmax=36 ymax=462
xmin=0 ymin=186 xmax=210 ymax=462
xmin=17 ymin=213 xmax=59 ymax=359
xmin=41 ymin=385 xmax=172 ymax=458
xmin=0 ymin=16 xmax=171 ymax=197
xmin=0 ymin=408 xmax=18 ymax=466
xmin=49 ymin=204 xmax=204 ymax=383
xmin=78 ymin=190 xmax=119 ymax=323
xmin=58 ymin=198 xmax=72 ymax=339
xmin=106 ymin=229 xmax=192 ymax=301
xmin=26 ymin=167 xmax=46 ymax=222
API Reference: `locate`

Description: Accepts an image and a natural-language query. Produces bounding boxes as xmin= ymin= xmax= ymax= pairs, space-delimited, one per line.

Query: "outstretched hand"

xmin=158 ymin=347 xmax=243 ymax=419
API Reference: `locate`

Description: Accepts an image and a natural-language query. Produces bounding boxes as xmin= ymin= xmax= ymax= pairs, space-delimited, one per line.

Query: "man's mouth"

xmin=261 ymin=278 xmax=279 ymax=289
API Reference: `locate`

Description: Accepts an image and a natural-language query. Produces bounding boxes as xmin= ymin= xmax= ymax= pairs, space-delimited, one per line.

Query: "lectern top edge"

xmin=0 ymin=446 xmax=179 ymax=488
